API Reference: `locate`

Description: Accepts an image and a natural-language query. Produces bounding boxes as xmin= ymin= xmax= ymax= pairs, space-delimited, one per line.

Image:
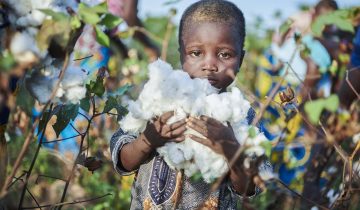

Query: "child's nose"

xmin=202 ymin=55 xmax=218 ymax=72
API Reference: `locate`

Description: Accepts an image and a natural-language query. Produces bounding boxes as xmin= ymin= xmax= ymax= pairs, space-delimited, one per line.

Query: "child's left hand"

xmin=186 ymin=116 xmax=239 ymax=159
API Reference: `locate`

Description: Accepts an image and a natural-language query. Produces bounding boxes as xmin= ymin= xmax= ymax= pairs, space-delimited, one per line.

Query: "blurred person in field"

xmin=270 ymin=0 xmax=338 ymax=100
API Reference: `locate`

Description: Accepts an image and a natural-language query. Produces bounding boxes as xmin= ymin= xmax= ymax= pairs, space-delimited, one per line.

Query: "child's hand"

xmin=186 ymin=116 xmax=239 ymax=159
xmin=142 ymin=111 xmax=186 ymax=148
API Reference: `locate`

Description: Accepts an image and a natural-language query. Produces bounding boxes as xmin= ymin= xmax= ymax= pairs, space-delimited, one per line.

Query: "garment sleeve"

xmin=110 ymin=128 xmax=137 ymax=175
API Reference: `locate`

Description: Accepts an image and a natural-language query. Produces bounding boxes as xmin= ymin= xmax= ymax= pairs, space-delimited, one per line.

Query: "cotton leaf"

xmin=304 ymin=99 xmax=325 ymax=124
xmin=94 ymin=26 xmax=110 ymax=47
xmin=323 ymin=94 xmax=339 ymax=112
xmin=100 ymin=13 xmax=122 ymax=29
xmin=39 ymin=9 xmax=69 ymax=21
xmin=78 ymin=3 xmax=100 ymax=25
xmin=52 ymin=104 xmax=79 ymax=137
xmin=36 ymin=19 xmax=71 ymax=51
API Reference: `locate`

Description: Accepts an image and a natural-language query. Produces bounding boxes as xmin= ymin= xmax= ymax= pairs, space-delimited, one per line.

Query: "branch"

xmin=35 ymin=174 xmax=66 ymax=184
xmin=277 ymin=179 xmax=330 ymax=210
xmin=42 ymin=134 xmax=82 ymax=144
xmin=57 ymin=96 xmax=97 ymax=209
xmin=18 ymin=103 xmax=54 ymax=208
xmin=1 ymin=53 xmax=71 ymax=199
xmin=22 ymin=193 xmax=112 ymax=209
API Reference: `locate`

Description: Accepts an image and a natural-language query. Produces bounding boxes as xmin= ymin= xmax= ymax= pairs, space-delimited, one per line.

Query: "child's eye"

xmin=190 ymin=51 xmax=202 ymax=57
xmin=218 ymin=52 xmax=231 ymax=59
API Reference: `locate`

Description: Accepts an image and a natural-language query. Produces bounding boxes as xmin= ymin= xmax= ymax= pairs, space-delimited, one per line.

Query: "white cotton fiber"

xmin=120 ymin=59 xmax=268 ymax=183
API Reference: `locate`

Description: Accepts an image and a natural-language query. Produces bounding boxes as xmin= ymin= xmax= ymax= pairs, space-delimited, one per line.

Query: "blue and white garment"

xmin=110 ymin=108 xmax=273 ymax=209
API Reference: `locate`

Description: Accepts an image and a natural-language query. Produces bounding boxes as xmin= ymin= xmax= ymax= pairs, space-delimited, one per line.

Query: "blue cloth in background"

xmin=351 ymin=27 xmax=360 ymax=68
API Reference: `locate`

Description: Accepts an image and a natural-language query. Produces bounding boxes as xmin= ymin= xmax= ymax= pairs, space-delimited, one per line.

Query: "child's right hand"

xmin=141 ymin=111 xmax=186 ymax=148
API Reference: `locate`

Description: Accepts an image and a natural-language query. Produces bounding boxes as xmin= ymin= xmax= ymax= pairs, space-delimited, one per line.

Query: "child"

xmin=110 ymin=1 xmax=272 ymax=209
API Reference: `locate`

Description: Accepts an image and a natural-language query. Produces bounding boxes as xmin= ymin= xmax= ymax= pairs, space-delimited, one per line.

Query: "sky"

xmin=138 ymin=0 xmax=359 ymax=29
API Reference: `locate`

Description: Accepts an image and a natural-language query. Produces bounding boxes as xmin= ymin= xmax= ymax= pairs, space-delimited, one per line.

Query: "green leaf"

xmin=70 ymin=16 xmax=81 ymax=29
xmin=304 ymin=99 xmax=325 ymax=124
xmin=16 ymin=80 xmax=35 ymax=116
xmin=78 ymin=3 xmax=100 ymax=25
xmin=103 ymin=96 xmax=117 ymax=113
xmin=80 ymin=96 xmax=90 ymax=112
xmin=39 ymin=9 xmax=69 ymax=21
xmin=86 ymin=78 xmax=105 ymax=97
xmin=94 ymin=26 xmax=110 ymax=47
xmin=0 ymin=51 xmax=16 ymax=71
xmin=100 ymin=13 xmax=122 ymax=29
xmin=248 ymin=126 xmax=257 ymax=138
xmin=260 ymin=141 xmax=272 ymax=158
xmin=52 ymin=104 xmax=79 ymax=137
xmin=312 ymin=9 xmax=355 ymax=36
xmin=190 ymin=171 xmax=203 ymax=182
xmin=37 ymin=110 xmax=52 ymax=136
xmin=117 ymin=28 xmax=135 ymax=39
xmin=323 ymin=94 xmax=339 ymax=112
xmin=36 ymin=19 xmax=71 ymax=51
xmin=279 ymin=19 xmax=293 ymax=35
xmin=90 ymin=2 xmax=108 ymax=13
xmin=115 ymin=105 xmax=128 ymax=121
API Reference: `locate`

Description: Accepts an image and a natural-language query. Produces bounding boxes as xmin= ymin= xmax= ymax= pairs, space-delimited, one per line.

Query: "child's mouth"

xmin=207 ymin=78 xmax=217 ymax=85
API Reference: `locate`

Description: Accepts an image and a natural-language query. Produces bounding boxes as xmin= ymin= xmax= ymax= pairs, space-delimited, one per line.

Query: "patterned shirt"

xmin=110 ymin=109 xmax=273 ymax=209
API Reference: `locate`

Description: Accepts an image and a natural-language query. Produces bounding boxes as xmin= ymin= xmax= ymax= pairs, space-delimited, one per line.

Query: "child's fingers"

xmin=186 ymin=134 xmax=210 ymax=147
xmin=171 ymin=135 xmax=185 ymax=143
xmin=162 ymin=119 xmax=186 ymax=134
xmin=187 ymin=118 xmax=208 ymax=137
xmin=200 ymin=115 xmax=221 ymax=126
xmin=159 ymin=111 xmax=174 ymax=124
xmin=164 ymin=125 xmax=186 ymax=138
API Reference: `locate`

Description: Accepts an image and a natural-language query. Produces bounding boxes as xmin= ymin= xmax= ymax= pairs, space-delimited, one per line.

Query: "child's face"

xmin=180 ymin=22 xmax=244 ymax=90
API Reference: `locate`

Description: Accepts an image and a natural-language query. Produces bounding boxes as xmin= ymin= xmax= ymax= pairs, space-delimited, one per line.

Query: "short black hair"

xmin=178 ymin=0 xmax=246 ymax=50
xmin=315 ymin=0 xmax=338 ymax=13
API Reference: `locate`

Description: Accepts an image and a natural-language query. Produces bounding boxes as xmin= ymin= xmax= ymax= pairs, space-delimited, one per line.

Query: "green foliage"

xmin=52 ymin=104 xmax=79 ymax=137
xmin=36 ymin=19 xmax=72 ymax=51
xmin=260 ymin=141 xmax=272 ymax=158
xmin=279 ymin=19 xmax=293 ymax=35
xmin=78 ymin=3 xmax=101 ymax=25
xmin=87 ymin=77 xmax=105 ymax=97
xmin=0 ymin=51 xmax=16 ymax=71
xmin=248 ymin=126 xmax=257 ymax=138
xmin=304 ymin=94 xmax=339 ymax=124
xmin=16 ymin=80 xmax=35 ymax=116
xmin=94 ymin=26 xmax=110 ymax=47
xmin=70 ymin=16 xmax=82 ymax=29
xmin=100 ymin=14 xmax=123 ymax=29
xmin=39 ymin=9 xmax=69 ymax=21
xmin=312 ymin=9 xmax=357 ymax=37
xmin=80 ymin=95 xmax=91 ymax=113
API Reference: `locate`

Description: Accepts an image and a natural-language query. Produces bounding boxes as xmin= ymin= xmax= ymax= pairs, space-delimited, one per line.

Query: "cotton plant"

xmin=5 ymin=0 xmax=78 ymax=27
xmin=5 ymin=0 xmax=80 ymax=63
xmin=26 ymin=59 xmax=88 ymax=104
xmin=120 ymin=59 xmax=269 ymax=183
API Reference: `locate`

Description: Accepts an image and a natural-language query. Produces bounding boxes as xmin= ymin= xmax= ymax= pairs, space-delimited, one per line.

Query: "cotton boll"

xmin=10 ymin=32 xmax=42 ymax=64
xmin=5 ymin=0 xmax=32 ymax=16
xmin=25 ymin=68 xmax=57 ymax=104
xmin=63 ymin=86 xmax=86 ymax=104
xmin=61 ymin=66 xmax=88 ymax=88
xmin=119 ymin=113 xmax=147 ymax=135
xmin=167 ymin=108 xmax=187 ymax=125
xmin=17 ymin=10 xmax=47 ymax=27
